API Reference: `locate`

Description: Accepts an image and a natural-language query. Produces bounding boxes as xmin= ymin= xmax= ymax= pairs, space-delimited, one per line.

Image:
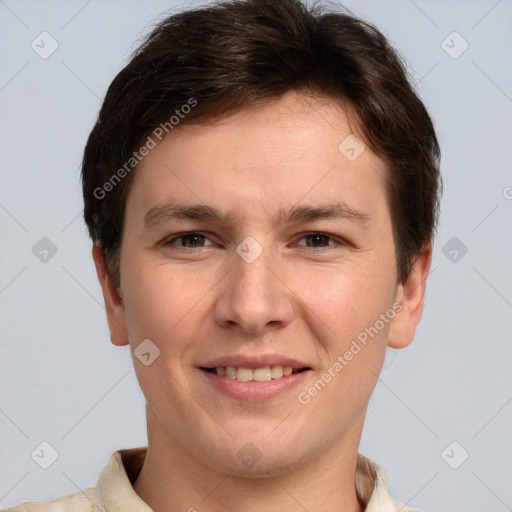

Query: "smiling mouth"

xmin=200 ymin=365 xmax=310 ymax=382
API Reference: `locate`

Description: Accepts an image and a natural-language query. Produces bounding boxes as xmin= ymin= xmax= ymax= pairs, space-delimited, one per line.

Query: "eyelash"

xmin=162 ymin=231 xmax=345 ymax=251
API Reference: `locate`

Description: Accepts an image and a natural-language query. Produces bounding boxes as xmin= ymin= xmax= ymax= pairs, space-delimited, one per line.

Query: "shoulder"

xmin=2 ymin=447 xmax=147 ymax=512
xmin=358 ymin=454 xmax=420 ymax=512
xmin=2 ymin=487 xmax=96 ymax=512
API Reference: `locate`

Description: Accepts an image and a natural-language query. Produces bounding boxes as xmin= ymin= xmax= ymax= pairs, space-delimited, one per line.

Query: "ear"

xmin=387 ymin=243 xmax=432 ymax=349
xmin=92 ymin=243 xmax=129 ymax=346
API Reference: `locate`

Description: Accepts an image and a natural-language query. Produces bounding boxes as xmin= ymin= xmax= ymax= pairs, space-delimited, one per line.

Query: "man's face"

xmin=99 ymin=91 xmax=420 ymax=476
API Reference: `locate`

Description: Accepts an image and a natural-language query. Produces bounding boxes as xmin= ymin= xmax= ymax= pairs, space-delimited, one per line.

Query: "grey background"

xmin=1 ymin=0 xmax=511 ymax=510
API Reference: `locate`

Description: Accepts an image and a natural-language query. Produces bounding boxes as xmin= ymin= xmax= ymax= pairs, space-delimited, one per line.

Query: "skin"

xmin=93 ymin=91 xmax=432 ymax=512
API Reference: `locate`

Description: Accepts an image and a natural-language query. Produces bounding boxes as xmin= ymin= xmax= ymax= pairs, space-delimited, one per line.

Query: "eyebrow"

xmin=143 ymin=200 xmax=370 ymax=228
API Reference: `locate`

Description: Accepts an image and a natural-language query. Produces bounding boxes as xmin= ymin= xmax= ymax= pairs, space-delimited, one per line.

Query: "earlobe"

xmin=387 ymin=244 xmax=433 ymax=349
xmin=92 ymin=243 xmax=129 ymax=346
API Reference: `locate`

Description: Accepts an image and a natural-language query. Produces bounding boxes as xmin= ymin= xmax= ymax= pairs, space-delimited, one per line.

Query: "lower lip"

xmin=200 ymin=369 xmax=311 ymax=402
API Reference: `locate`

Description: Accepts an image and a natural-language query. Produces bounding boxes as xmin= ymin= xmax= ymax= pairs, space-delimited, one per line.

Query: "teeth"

xmin=236 ymin=367 xmax=253 ymax=381
xmin=213 ymin=365 xmax=298 ymax=380
xmin=270 ymin=365 xmax=283 ymax=378
xmin=253 ymin=367 xmax=272 ymax=381
xmin=226 ymin=365 xmax=237 ymax=380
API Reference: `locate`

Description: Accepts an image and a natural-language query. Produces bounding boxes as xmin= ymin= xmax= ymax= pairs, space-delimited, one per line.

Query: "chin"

xmin=212 ymin=451 xmax=304 ymax=479
xmin=198 ymin=432 xmax=309 ymax=479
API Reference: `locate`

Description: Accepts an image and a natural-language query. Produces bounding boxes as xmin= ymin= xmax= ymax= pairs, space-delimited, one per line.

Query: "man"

xmin=6 ymin=0 xmax=440 ymax=510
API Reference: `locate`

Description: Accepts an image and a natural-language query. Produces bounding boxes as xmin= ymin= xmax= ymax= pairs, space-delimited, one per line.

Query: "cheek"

xmin=120 ymin=255 xmax=230 ymax=370
xmin=294 ymin=269 xmax=393 ymax=414
xmin=292 ymin=261 xmax=393 ymax=349
xmin=120 ymin=257 xmax=203 ymax=344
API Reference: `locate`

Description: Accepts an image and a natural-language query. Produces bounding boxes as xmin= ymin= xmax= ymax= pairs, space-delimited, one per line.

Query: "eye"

xmin=163 ymin=232 xmax=213 ymax=249
xmin=161 ymin=231 xmax=345 ymax=251
xmin=295 ymin=232 xmax=343 ymax=249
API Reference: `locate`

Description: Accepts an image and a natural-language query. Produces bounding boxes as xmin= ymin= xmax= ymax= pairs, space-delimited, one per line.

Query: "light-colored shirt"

xmin=4 ymin=447 xmax=418 ymax=511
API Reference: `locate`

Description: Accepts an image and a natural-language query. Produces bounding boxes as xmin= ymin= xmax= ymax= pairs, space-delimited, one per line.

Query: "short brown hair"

xmin=82 ymin=0 xmax=441 ymax=288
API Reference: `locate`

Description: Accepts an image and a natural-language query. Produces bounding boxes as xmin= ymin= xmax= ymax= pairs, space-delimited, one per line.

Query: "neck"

xmin=133 ymin=408 xmax=365 ymax=512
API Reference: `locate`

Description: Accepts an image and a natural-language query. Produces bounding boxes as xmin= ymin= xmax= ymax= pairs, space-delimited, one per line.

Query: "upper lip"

xmin=199 ymin=354 xmax=311 ymax=370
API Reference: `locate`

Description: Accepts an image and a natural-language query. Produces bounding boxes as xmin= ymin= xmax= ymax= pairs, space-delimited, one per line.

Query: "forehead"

xmin=126 ymin=91 xmax=389 ymax=225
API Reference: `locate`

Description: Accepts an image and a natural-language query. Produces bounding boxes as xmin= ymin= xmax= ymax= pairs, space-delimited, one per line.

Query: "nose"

xmin=213 ymin=245 xmax=295 ymax=336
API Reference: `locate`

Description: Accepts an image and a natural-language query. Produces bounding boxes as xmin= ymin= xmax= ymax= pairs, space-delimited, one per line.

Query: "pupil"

xmin=184 ymin=234 xmax=202 ymax=247
xmin=308 ymin=234 xmax=327 ymax=247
